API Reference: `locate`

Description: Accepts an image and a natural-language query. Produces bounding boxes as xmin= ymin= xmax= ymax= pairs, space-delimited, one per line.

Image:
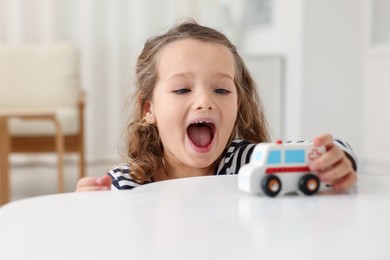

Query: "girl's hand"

xmin=309 ymin=134 xmax=357 ymax=191
xmin=76 ymin=175 xmax=112 ymax=192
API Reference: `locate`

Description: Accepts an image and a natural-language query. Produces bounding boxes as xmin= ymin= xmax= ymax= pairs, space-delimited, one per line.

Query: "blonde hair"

xmin=125 ymin=20 xmax=270 ymax=183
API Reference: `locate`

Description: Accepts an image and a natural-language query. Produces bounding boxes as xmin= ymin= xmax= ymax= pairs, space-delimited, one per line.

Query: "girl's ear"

xmin=142 ymin=100 xmax=156 ymax=124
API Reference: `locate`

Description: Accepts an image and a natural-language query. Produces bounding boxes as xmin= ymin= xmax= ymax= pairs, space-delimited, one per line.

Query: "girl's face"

xmin=146 ymin=39 xmax=238 ymax=175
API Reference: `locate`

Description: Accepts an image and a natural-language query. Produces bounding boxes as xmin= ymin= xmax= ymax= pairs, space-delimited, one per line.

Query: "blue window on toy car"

xmin=268 ymin=150 xmax=281 ymax=164
xmin=253 ymin=151 xmax=263 ymax=162
xmin=285 ymin=149 xmax=305 ymax=164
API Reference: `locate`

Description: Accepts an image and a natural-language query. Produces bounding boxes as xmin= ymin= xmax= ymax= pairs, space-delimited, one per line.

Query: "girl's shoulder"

xmin=107 ymin=163 xmax=151 ymax=190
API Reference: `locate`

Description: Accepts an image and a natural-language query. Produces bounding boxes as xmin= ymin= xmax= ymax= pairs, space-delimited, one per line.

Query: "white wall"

xmin=302 ymin=0 xmax=364 ymax=154
xmin=242 ymin=0 xmax=305 ymax=141
xmin=240 ymin=0 xmax=364 ymax=155
xmin=361 ymin=0 xmax=390 ymax=175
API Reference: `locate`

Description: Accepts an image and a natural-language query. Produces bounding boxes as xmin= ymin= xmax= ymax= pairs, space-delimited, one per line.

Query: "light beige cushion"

xmin=0 ymin=43 xmax=80 ymax=135
xmin=7 ymin=107 xmax=79 ymax=135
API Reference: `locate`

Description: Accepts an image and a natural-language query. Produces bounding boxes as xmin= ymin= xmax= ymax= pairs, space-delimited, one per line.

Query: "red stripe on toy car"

xmin=265 ymin=166 xmax=311 ymax=174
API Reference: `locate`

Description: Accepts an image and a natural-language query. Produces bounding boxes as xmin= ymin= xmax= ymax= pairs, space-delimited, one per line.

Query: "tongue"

xmin=187 ymin=125 xmax=212 ymax=148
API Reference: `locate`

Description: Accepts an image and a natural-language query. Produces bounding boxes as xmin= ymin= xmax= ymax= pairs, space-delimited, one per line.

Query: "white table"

xmin=1 ymin=174 xmax=390 ymax=260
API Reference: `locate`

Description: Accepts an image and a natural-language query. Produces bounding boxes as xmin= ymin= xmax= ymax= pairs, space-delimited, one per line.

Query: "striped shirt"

xmin=107 ymin=138 xmax=357 ymax=190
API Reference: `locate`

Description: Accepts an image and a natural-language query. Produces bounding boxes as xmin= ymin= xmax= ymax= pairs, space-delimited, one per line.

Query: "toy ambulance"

xmin=238 ymin=140 xmax=327 ymax=197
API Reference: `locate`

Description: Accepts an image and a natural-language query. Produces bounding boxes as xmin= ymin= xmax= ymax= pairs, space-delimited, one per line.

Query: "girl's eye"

xmin=174 ymin=89 xmax=191 ymax=94
xmin=214 ymin=88 xmax=230 ymax=94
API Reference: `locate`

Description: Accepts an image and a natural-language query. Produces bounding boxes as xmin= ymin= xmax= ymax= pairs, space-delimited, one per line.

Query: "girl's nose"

xmin=195 ymin=90 xmax=214 ymax=110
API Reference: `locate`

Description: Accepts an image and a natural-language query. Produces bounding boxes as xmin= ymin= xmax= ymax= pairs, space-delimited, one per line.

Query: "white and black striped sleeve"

xmin=332 ymin=138 xmax=358 ymax=170
xmin=215 ymin=139 xmax=257 ymax=175
xmin=107 ymin=163 xmax=147 ymax=190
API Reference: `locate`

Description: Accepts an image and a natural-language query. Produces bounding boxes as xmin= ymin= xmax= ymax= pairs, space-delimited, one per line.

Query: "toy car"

xmin=238 ymin=140 xmax=327 ymax=197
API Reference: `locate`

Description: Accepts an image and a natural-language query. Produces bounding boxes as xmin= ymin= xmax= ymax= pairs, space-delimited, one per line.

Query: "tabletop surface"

xmin=1 ymin=174 xmax=390 ymax=260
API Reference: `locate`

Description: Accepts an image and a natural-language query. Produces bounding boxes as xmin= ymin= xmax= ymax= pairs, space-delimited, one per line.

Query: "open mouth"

xmin=187 ymin=120 xmax=216 ymax=149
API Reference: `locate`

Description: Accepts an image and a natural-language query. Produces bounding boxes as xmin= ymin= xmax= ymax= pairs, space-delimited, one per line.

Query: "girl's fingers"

xmin=318 ymin=157 xmax=353 ymax=182
xmin=332 ymin=171 xmax=357 ymax=190
xmin=310 ymin=145 xmax=345 ymax=172
xmin=310 ymin=133 xmax=357 ymax=191
xmin=312 ymin=133 xmax=334 ymax=149
xmin=76 ymin=175 xmax=112 ymax=192
xmin=76 ymin=177 xmax=99 ymax=190
xmin=96 ymin=175 xmax=112 ymax=187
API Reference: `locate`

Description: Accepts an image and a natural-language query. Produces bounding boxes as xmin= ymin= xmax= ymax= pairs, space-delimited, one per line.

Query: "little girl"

xmin=76 ymin=21 xmax=357 ymax=192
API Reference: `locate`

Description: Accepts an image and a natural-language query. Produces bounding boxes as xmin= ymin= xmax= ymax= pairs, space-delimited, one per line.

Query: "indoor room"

xmin=1 ymin=0 xmax=389 ymax=259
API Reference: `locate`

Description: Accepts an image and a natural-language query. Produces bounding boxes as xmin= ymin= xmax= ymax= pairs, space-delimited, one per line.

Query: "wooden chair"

xmin=0 ymin=43 xmax=85 ymax=204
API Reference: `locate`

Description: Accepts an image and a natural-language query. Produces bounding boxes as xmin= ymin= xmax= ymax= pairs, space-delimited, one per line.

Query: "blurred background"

xmin=0 ymin=0 xmax=389 ymax=202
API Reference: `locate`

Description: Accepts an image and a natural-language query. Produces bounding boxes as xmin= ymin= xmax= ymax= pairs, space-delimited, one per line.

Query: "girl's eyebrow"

xmin=167 ymin=72 xmax=193 ymax=81
xmin=167 ymin=72 xmax=234 ymax=81
xmin=215 ymin=72 xmax=234 ymax=81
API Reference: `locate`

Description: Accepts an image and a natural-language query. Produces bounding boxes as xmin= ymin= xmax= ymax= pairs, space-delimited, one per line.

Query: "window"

xmin=285 ymin=150 xmax=305 ymax=164
xmin=267 ymin=150 xmax=281 ymax=164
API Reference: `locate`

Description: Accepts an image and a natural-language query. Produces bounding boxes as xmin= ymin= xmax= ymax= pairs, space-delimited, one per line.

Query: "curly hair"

xmin=124 ymin=20 xmax=270 ymax=183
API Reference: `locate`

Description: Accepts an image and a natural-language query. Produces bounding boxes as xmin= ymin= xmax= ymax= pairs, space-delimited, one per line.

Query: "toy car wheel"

xmin=299 ymin=174 xmax=320 ymax=195
xmin=261 ymin=175 xmax=282 ymax=197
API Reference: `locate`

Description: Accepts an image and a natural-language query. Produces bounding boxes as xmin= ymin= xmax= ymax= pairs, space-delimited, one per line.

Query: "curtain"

xmin=0 ymin=0 xmax=189 ymax=161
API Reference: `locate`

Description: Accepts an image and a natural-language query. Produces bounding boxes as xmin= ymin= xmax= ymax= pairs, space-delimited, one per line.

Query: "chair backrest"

xmin=0 ymin=43 xmax=80 ymax=109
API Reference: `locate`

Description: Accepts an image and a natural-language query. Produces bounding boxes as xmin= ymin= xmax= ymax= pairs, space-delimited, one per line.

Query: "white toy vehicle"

xmin=238 ymin=141 xmax=327 ymax=197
